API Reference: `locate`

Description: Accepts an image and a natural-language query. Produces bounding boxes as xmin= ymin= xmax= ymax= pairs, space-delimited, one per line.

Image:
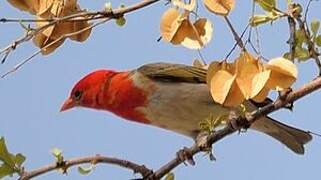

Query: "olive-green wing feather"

xmin=137 ymin=63 xmax=207 ymax=83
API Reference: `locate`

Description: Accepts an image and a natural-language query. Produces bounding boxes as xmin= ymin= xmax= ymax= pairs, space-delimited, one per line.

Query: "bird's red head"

xmin=60 ymin=70 xmax=116 ymax=111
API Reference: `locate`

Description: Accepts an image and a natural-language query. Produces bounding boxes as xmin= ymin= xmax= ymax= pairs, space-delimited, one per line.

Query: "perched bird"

xmin=61 ymin=63 xmax=312 ymax=154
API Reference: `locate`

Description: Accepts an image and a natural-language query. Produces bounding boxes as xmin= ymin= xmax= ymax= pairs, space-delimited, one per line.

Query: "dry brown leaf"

xmin=36 ymin=17 xmax=55 ymax=37
xmin=210 ymin=70 xmax=244 ymax=107
xmin=210 ymin=70 xmax=235 ymax=104
xmin=207 ymin=61 xmax=236 ymax=85
xmin=251 ymin=70 xmax=271 ymax=102
xmin=38 ymin=0 xmax=54 ymax=16
xmin=37 ymin=20 xmax=72 ymax=39
xmin=160 ymin=8 xmax=212 ymax=49
xmin=193 ymin=18 xmax=213 ymax=47
xmin=265 ymin=57 xmax=298 ymax=91
xmin=170 ymin=19 xmax=193 ymax=45
xmin=223 ymin=79 xmax=245 ymax=107
xmin=51 ymin=0 xmax=78 ymax=17
xmin=267 ymin=57 xmax=297 ymax=78
xmin=7 ymin=0 xmax=39 ymax=14
xmin=69 ymin=21 xmax=93 ymax=42
xmin=171 ymin=18 xmax=213 ymax=49
xmin=33 ymin=33 xmax=65 ymax=55
xmin=207 ymin=61 xmax=221 ymax=86
xmin=8 ymin=0 xmax=89 ymax=55
xmin=207 ymin=61 xmax=244 ymax=107
xmin=51 ymin=0 xmax=64 ymax=17
xmin=203 ymin=0 xmax=235 ymax=16
xmin=235 ymin=52 xmax=265 ymax=99
xmin=160 ymin=8 xmax=184 ymax=42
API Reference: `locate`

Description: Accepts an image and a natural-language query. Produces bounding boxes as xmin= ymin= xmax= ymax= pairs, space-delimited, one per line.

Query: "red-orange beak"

xmin=60 ymin=98 xmax=75 ymax=112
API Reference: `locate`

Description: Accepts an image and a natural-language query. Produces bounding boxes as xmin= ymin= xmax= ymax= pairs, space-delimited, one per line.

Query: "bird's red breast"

xmin=100 ymin=72 xmax=151 ymax=124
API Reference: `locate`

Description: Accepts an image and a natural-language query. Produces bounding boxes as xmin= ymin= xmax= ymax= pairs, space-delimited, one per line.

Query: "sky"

xmin=1 ymin=0 xmax=321 ymax=180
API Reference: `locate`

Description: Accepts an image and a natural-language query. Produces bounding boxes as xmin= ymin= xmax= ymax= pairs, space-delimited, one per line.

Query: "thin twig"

xmin=224 ymin=16 xmax=245 ymax=50
xmin=224 ymin=24 xmax=249 ymax=60
xmin=304 ymin=0 xmax=314 ymax=22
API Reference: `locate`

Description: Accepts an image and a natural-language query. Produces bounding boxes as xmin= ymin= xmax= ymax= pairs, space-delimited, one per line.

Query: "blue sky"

xmin=1 ymin=0 xmax=321 ymax=179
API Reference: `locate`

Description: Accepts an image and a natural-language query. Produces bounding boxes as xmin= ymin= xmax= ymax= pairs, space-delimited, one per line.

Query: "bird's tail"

xmin=250 ymin=117 xmax=312 ymax=154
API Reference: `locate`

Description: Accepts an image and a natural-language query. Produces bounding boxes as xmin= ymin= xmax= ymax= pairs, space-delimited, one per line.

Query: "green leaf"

xmin=13 ymin=154 xmax=26 ymax=167
xmin=283 ymin=52 xmax=290 ymax=59
xmin=0 ymin=137 xmax=25 ymax=179
xmin=0 ymin=137 xmax=15 ymax=168
xmin=311 ymin=20 xmax=320 ymax=36
xmin=165 ymin=172 xmax=175 ymax=180
xmin=255 ymin=0 xmax=276 ymax=12
xmin=249 ymin=15 xmax=272 ymax=27
xmin=78 ymin=165 xmax=95 ymax=175
xmin=295 ymin=47 xmax=310 ymax=61
xmin=0 ymin=164 xmax=15 ymax=179
xmin=295 ymin=29 xmax=307 ymax=45
xmin=116 ymin=16 xmax=126 ymax=27
xmin=315 ymin=35 xmax=321 ymax=46
xmin=51 ymin=148 xmax=63 ymax=163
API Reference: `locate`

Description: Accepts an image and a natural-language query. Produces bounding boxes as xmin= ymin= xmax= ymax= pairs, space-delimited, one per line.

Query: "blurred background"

xmin=1 ymin=0 xmax=321 ymax=179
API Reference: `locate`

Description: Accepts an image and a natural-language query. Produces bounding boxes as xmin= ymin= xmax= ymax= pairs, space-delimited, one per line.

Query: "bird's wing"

xmin=137 ymin=63 xmax=207 ymax=83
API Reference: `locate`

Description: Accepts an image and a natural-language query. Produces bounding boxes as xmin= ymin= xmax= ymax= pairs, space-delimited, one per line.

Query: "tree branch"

xmin=19 ymin=155 xmax=153 ymax=180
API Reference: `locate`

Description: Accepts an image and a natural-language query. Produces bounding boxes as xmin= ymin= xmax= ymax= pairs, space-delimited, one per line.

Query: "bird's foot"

xmin=195 ymin=133 xmax=216 ymax=161
xmin=195 ymin=132 xmax=210 ymax=149
xmin=176 ymin=147 xmax=195 ymax=166
xmin=278 ymin=88 xmax=294 ymax=111
xmin=228 ymin=111 xmax=251 ymax=133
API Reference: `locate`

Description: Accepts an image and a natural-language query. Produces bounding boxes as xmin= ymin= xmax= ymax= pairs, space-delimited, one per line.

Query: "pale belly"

xmin=137 ymin=81 xmax=230 ymax=138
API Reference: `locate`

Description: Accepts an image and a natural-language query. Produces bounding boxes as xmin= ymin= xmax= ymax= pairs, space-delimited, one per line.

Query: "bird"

xmin=60 ymin=62 xmax=312 ymax=154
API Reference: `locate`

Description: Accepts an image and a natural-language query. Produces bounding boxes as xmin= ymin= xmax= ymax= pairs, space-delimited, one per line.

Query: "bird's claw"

xmin=228 ymin=111 xmax=251 ymax=132
xmin=195 ymin=132 xmax=210 ymax=150
xmin=176 ymin=147 xmax=195 ymax=166
xmin=279 ymin=88 xmax=294 ymax=111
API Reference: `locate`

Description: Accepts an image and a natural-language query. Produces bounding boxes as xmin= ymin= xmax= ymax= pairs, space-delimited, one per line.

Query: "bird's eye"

xmin=74 ymin=90 xmax=82 ymax=101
